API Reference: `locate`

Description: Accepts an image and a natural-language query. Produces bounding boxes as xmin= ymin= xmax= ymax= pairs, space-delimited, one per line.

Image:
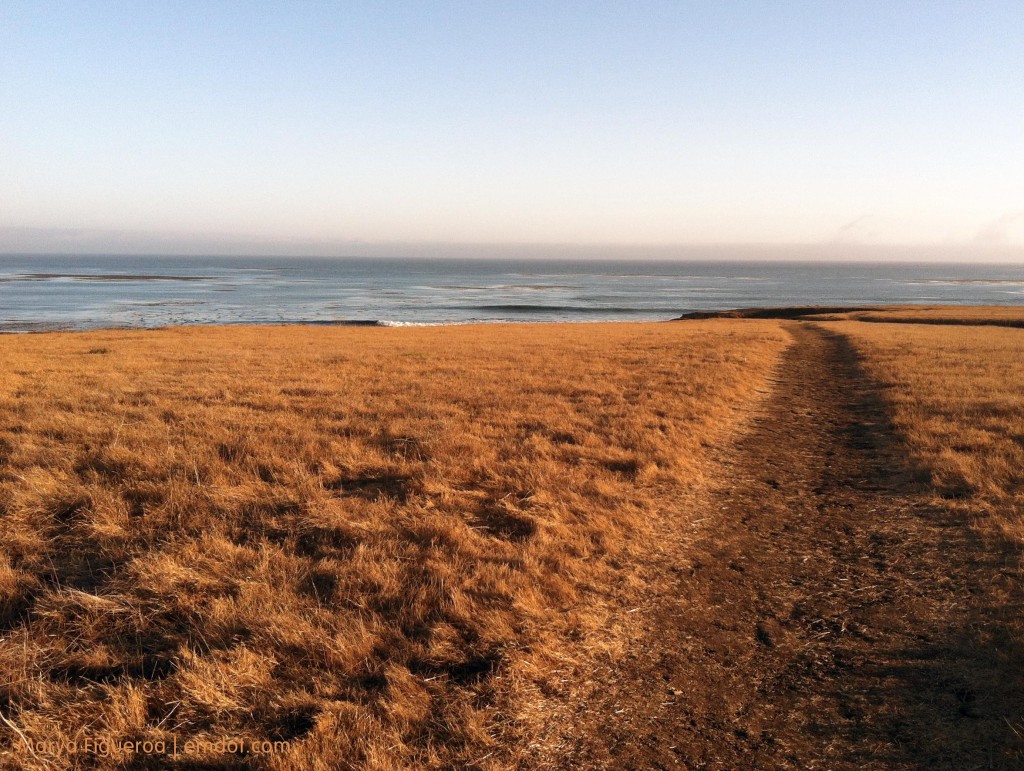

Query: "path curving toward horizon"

xmin=547 ymin=322 xmax=1024 ymax=769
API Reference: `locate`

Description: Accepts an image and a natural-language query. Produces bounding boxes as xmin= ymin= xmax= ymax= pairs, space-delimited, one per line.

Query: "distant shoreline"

xmin=4 ymin=303 xmax=1024 ymax=335
xmin=3 ymin=257 xmax=1024 ymax=328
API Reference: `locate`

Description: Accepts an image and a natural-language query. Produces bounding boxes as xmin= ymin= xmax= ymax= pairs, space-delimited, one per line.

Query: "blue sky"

xmin=1 ymin=1 xmax=1022 ymax=254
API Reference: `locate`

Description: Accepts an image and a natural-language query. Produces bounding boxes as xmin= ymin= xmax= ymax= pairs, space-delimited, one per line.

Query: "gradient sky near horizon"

xmin=2 ymin=1 xmax=1023 ymax=254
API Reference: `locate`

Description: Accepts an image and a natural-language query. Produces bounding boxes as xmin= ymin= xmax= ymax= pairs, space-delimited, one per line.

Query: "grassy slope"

xmin=0 ymin=320 xmax=787 ymax=769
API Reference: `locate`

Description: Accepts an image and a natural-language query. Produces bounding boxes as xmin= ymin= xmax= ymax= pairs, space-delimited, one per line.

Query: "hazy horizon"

xmin=3 ymin=2 xmax=1023 ymax=254
xmin=3 ymin=228 xmax=1024 ymax=263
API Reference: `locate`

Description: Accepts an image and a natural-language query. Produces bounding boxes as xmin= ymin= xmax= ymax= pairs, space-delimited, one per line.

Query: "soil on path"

xmin=546 ymin=322 xmax=1024 ymax=769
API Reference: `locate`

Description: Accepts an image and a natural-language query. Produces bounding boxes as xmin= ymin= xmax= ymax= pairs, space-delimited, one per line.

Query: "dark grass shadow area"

xmin=677 ymin=305 xmax=883 ymax=320
xmin=854 ymin=316 xmax=1024 ymax=329
xmin=677 ymin=304 xmax=1024 ymax=330
xmin=807 ymin=322 xmax=1024 ymax=768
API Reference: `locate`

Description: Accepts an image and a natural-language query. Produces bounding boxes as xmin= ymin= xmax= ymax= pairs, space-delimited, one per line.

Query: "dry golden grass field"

xmin=817 ymin=304 xmax=1024 ymax=329
xmin=804 ymin=305 xmax=1024 ymax=524
xmin=834 ymin=318 xmax=1024 ymax=538
xmin=2 ymin=309 xmax=1023 ymax=769
xmin=831 ymin=315 xmax=1024 ymax=762
xmin=691 ymin=303 xmax=1024 ymax=537
xmin=0 ymin=321 xmax=788 ymax=770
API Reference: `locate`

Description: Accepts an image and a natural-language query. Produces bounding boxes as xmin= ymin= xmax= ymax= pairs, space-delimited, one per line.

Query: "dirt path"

xmin=546 ymin=322 xmax=1024 ymax=769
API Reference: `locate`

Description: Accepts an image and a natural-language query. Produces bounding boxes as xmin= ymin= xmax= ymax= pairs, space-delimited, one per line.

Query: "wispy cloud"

xmin=830 ymin=214 xmax=878 ymax=244
xmin=974 ymin=210 xmax=1024 ymax=244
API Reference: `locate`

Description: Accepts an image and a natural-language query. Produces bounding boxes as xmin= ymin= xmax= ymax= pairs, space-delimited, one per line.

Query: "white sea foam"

xmin=2 ymin=255 xmax=1022 ymax=329
xmin=376 ymin=320 xmax=448 ymax=327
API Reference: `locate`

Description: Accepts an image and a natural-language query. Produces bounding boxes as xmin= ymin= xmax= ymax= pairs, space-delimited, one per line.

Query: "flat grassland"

xmin=690 ymin=303 xmax=1024 ymax=538
xmin=817 ymin=303 xmax=1024 ymax=328
xmin=834 ymin=318 xmax=1024 ymax=537
xmin=0 ymin=321 xmax=787 ymax=769
xmin=2 ymin=309 xmax=1022 ymax=769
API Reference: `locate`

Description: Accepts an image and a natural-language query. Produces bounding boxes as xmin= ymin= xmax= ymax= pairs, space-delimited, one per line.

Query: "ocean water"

xmin=2 ymin=255 xmax=1024 ymax=330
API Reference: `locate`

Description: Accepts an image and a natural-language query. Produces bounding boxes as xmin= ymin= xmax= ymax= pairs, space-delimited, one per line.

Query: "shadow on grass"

xmin=808 ymin=323 xmax=1024 ymax=767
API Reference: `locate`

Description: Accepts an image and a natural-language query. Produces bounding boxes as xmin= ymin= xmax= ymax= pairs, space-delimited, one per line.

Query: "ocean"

xmin=2 ymin=255 xmax=1024 ymax=330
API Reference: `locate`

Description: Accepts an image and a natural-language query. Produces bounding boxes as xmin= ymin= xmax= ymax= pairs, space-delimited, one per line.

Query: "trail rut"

xmin=546 ymin=322 xmax=1024 ymax=769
